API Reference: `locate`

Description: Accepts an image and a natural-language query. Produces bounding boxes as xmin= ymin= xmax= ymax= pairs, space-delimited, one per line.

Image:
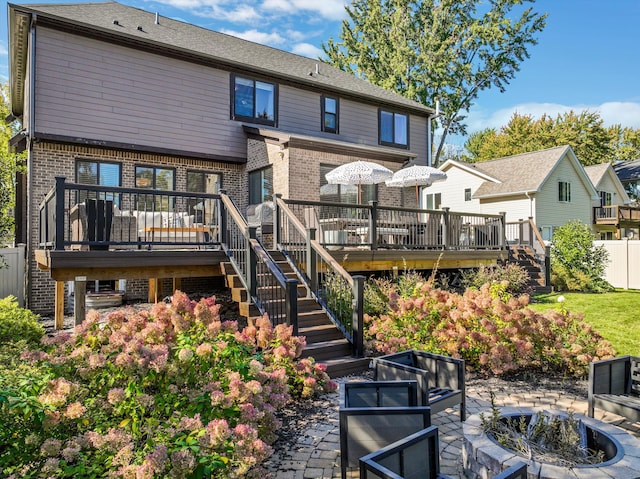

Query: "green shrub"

xmin=0 ymin=296 xmax=43 ymax=345
xmin=461 ymin=263 xmax=531 ymax=296
xmin=0 ymin=291 xmax=336 ymax=478
xmin=550 ymin=220 xmax=613 ymax=292
xmin=365 ymin=282 xmax=615 ymax=377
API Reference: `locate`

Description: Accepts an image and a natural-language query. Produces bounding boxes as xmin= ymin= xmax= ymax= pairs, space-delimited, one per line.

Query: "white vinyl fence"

xmin=0 ymin=244 xmax=26 ymax=306
xmin=594 ymin=239 xmax=640 ymax=290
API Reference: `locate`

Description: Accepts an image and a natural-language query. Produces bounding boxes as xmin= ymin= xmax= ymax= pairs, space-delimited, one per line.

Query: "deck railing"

xmin=220 ymin=192 xmax=298 ymax=331
xmin=39 ymin=177 xmax=223 ymax=250
xmin=505 ymin=217 xmax=550 ymax=286
xmin=593 ymin=205 xmax=640 ymax=223
xmin=275 ymin=195 xmax=364 ymax=356
xmin=279 ymin=199 xmax=506 ymax=251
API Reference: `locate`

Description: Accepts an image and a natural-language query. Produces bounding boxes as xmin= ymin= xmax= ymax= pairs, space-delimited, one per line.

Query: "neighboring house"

xmin=8 ymin=1 xmax=436 ymax=313
xmin=613 ymin=159 xmax=640 ymax=206
xmin=425 ymin=146 xmax=600 ymax=241
xmin=584 ymin=163 xmax=633 ymax=240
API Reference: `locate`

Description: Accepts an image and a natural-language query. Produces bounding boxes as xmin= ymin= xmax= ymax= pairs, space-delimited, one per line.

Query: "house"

xmin=613 ymin=159 xmax=640 ymax=206
xmin=584 ymin=163 xmax=634 ymax=240
xmin=8 ymin=1 xmax=441 ymax=314
xmin=425 ymin=146 xmax=600 ymax=241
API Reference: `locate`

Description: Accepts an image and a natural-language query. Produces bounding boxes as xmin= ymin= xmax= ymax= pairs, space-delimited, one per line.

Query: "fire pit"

xmin=463 ymin=407 xmax=640 ymax=479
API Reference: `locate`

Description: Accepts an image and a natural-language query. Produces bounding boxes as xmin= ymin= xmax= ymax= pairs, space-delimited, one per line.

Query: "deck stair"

xmin=220 ymin=253 xmax=370 ymax=378
xmin=508 ymin=245 xmax=551 ymax=294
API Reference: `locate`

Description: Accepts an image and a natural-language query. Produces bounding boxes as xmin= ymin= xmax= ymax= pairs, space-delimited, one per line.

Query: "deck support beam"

xmin=74 ymin=276 xmax=86 ymax=326
xmin=55 ymin=281 xmax=65 ymax=329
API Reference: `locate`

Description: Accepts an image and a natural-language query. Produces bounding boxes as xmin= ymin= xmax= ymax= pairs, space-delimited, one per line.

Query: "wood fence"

xmin=594 ymin=240 xmax=640 ymax=290
xmin=0 ymin=244 xmax=26 ymax=306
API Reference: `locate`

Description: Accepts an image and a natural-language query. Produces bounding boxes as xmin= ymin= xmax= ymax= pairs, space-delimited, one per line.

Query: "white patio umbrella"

xmin=325 ymin=160 xmax=393 ymax=203
xmin=385 ymin=165 xmax=447 ymax=205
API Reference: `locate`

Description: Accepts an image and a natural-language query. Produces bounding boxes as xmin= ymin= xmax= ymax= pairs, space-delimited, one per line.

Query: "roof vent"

xmin=113 ymin=19 xmax=120 ymax=25
xmin=155 ymin=12 xmax=159 ymax=25
xmin=315 ymin=63 xmax=320 ymax=75
xmin=137 ymin=25 xmax=144 ymax=31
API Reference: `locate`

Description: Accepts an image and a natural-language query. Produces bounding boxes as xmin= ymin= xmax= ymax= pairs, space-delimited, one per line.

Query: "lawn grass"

xmin=530 ymin=290 xmax=640 ymax=356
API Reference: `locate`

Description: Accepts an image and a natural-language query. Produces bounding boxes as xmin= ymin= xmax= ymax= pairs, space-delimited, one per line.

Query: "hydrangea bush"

xmin=365 ymin=282 xmax=615 ymax=377
xmin=0 ymin=292 xmax=336 ymax=478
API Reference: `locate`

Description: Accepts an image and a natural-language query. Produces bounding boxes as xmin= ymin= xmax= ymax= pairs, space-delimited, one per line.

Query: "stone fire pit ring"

xmin=463 ymin=407 xmax=640 ymax=479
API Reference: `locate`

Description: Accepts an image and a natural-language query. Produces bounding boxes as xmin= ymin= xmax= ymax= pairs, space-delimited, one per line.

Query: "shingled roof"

xmin=613 ymin=159 xmax=640 ymax=182
xmin=584 ymin=163 xmax=611 ymax=187
xmin=444 ymin=146 xmax=575 ymax=198
xmin=9 ymin=1 xmax=433 ymax=116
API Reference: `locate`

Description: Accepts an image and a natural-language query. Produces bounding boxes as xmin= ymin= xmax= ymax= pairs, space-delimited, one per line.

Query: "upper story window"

xmin=464 ymin=188 xmax=472 ymax=202
xmin=379 ymin=109 xmax=408 ymax=148
xmin=599 ymin=191 xmax=612 ymax=207
xmin=558 ymin=181 xmax=571 ymax=202
xmin=321 ymin=95 xmax=339 ymax=133
xmin=232 ymin=75 xmax=277 ymax=125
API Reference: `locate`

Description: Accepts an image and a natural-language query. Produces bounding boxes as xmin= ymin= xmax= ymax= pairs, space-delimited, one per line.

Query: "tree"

xmin=0 ymin=81 xmax=25 ymax=247
xmin=464 ymin=110 xmax=640 ymax=164
xmin=550 ymin=220 xmax=613 ymax=293
xmin=322 ymin=0 xmax=547 ymax=165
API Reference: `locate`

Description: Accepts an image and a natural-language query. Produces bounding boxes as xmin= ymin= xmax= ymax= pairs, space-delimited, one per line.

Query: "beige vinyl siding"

xmin=475 ymin=196 xmax=533 ymax=221
xmin=423 ymin=167 xmax=486 ymax=212
xmin=597 ymin=173 xmax=627 ymax=206
xmin=34 ymin=28 xmax=247 ymax=159
xmin=535 ymin=155 xmax=594 ymax=228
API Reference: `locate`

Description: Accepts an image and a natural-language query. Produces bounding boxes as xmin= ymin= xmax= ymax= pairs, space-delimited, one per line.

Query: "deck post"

xmin=54 ymin=177 xmax=66 ymax=250
xmin=247 ymin=226 xmax=258 ymax=300
xmin=442 ymin=207 xmax=450 ymax=249
xmin=369 ymin=200 xmax=378 ymax=250
xmin=274 ymin=194 xmax=281 ymax=249
xmin=219 ymin=190 xmax=227 ymax=246
xmin=499 ymin=212 xmax=507 ymax=249
xmin=55 ymin=281 xmax=65 ymax=329
xmin=528 ymin=217 xmax=534 ymax=247
xmin=74 ymin=276 xmax=86 ymax=326
xmin=351 ymin=275 xmax=365 ymax=357
xmin=285 ymin=278 xmax=299 ymax=336
xmin=306 ymin=227 xmax=318 ymax=295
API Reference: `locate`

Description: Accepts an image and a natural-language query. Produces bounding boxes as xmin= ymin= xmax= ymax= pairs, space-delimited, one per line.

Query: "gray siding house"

xmin=8 ymin=1 xmax=436 ymax=313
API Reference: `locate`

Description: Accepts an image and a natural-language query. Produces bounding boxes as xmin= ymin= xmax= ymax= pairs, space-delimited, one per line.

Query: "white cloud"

xmin=0 ymin=44 xmax=8 ymax=56
xmin=261 ymin=0 xmax=347 ymax=21
xmin=291 ymin=42 xmax=324 ymax=59
xmin=220 ymin=28 xmax=286 ymax=47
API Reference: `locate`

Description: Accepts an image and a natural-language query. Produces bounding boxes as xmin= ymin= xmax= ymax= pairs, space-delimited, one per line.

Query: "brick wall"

xmin=28 ymin=142 xmax=244 ymax=314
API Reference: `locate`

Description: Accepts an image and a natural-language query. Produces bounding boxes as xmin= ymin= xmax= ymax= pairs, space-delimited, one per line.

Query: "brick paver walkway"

xmin=265 ymin=373 xmax=640 ymax=479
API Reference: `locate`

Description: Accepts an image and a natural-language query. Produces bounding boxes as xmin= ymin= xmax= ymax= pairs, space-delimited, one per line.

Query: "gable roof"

xmin=583 ymin=163 xmax=611 ymax=187
xmin=613 ymin=159 xmax=640 ymax=182
xmin=441 ymin=146 xmax=599 ymax=200
xmin=9 ymin=1 xmax=433 ymax=118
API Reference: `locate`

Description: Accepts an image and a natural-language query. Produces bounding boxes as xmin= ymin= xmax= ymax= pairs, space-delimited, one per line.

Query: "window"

xmin=249 ymin=167 xmax=273 ymax=205
xmin=600 ymin=231 xmax=614 ymax=240
xmin=320 ymin=164 xmax=375 ymax=204
xmin=464 ymin=188 xmax=472 ymax=202
xmin=379 ymin=110 xmax=408 ymax=148
xmin=75 ymin=159 xmax=121 ymax=204
xmin=135 ymin=166 xmax=175 ymax=211
xmin=321 ymin=95 xmax=339 ymax=133
xmin=599 ymin=191 xmax=612 ymax=207
xmin=426 ymin=193 xmax=441 ymax=210
xmin=558 ymin=181 xmax=571 ymax=202
xmin=232 ymin=75 xmax=276 ymax=125
xmin=187 ymin=171 xmax=221 ymax=225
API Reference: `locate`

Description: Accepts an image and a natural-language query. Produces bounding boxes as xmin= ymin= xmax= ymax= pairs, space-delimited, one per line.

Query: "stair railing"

xmin=505 ymin=217 xmax=550 ymax=288
xmin=219 ymin=192 xmax=298 ymax=332
xmin=274 ymin=195 xmax=364 ymax=357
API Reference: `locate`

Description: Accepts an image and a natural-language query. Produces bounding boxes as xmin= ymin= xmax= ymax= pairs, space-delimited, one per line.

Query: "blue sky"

xmin=2 ymin=0 xmax=639 ymax=145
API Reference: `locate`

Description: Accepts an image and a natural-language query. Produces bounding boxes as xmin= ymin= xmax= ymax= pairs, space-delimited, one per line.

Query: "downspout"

xmin=25 ymin=13 xmax=37 ymax=309
xmin=426 ymin=100 xmax=441 ymax=167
